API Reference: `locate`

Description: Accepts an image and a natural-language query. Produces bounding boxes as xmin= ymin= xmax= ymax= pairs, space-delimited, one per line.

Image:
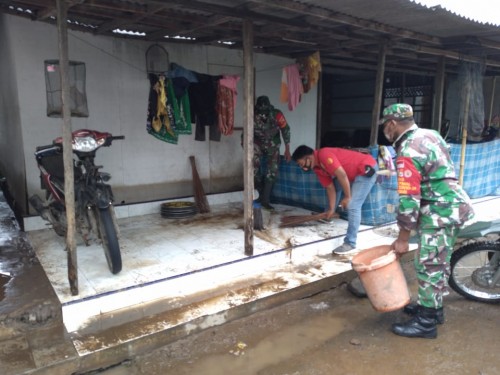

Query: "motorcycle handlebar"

xmin=104 ymin=135 xmax=125 ymax=146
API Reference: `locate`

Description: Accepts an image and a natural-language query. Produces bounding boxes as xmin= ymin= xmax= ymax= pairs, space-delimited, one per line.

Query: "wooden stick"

xmin=189 ymin=156 xmax=210 ymax=213
xmin=280 ymin=212 xmax=329 ymax=227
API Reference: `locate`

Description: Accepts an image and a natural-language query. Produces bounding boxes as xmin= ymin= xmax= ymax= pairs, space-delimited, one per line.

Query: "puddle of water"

xmin=0 ymin=273 xmax=12 ymax=301
xmin=183 ymin=314 xmax=346 ymax=375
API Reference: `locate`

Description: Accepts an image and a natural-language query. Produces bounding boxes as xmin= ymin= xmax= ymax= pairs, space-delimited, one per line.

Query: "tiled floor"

xmin=25 ymin=193 xmax=500 ymax=337
xmin=27 ymin=202 xmax=343 ymax=301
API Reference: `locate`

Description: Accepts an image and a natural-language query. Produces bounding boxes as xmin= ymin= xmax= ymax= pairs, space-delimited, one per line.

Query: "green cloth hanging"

xmin=166 ymin=78 xmax=192 ymax=135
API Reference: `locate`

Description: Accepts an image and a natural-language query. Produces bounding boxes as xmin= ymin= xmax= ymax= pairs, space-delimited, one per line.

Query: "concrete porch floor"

xmin=6 ymin=192 xmax=499 ymax=373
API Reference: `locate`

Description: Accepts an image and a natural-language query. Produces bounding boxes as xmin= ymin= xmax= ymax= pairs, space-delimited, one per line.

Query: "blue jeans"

xmin=333 ymin=167 xmax=377 ymax=247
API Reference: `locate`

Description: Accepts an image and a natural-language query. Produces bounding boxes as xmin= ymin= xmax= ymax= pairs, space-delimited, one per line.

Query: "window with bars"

xmin=45 ymin=60 xmax=89 ymax=118
xmin=383 ymin=73 xmax=434 ymax=129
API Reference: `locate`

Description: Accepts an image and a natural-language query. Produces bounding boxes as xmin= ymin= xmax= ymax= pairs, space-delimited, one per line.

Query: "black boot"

xmin=403 ymin=303 xmax=444 ymax=324
xmin=392 ymin=306 xmax=438 ymax=339
xmin=260 ymin=181 xmax=274 ymax=210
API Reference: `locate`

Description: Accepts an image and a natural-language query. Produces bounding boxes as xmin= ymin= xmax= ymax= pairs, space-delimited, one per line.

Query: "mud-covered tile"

xmin=0 ymin=335 xmax=35 ymax=375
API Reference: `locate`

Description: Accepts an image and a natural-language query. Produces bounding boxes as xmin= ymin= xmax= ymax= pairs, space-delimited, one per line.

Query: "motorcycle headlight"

xmin=72 ymin=136 xmax=105 ymax=152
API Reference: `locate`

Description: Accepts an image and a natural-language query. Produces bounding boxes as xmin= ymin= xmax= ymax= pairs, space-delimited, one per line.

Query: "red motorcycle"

xmin=29 ymin=129 xmax=124 ymax=274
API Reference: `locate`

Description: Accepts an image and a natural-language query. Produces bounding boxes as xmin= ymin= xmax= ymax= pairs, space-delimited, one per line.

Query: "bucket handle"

xmin=352 ymin=250 xmax=398 ymax=272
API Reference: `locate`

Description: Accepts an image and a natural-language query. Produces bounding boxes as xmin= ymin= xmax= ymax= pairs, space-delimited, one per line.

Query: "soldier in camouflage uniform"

xmin=252 ymin=96 xmax=291 ymax=209
xmin=379 ymin=103 xmax=474 ymax=339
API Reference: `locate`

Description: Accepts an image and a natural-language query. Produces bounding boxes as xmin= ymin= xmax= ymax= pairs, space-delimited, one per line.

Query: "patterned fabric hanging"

xmin=297 ymin=51 xmax=322 ymax=93
xmin=216 ymin=75 xmax=240 ymax=136
xmin=146 ymin=73 xmax=178 ymax=144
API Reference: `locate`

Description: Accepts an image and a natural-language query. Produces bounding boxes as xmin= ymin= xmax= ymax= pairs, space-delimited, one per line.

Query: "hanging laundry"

xmin=146 ymin=73 xmax=178 ymax=144
xmin=216 ymin=75 xmax=240 ymax=136
xmin=169 ymin=77 xmax=192 ymax=135
xmin=189 ymin=72 xmax=221 ymax=142
xmin=167 ymin=62 xmax=199 ymax=83
xmin=280 ymin=69 xmax=288 ymax=104
xmin=281 ymin=63 xmax=303 ymax=111
xmin=297 ymin=51 xmax=322 ymax=93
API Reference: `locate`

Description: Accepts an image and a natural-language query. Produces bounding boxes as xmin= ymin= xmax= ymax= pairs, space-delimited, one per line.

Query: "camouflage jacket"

xmin=394 ymin=126 xmax=474 ymax=231
xmin=253 ymin=109 xmax=291 ymax=149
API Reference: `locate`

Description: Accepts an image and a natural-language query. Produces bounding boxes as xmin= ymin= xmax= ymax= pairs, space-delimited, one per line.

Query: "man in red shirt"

xmin=292 ymin=145 xmax=377 ymax=254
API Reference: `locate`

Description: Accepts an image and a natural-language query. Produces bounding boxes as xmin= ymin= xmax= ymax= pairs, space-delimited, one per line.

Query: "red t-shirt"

xmin=312 ymin=148 xmax=376 ymax=187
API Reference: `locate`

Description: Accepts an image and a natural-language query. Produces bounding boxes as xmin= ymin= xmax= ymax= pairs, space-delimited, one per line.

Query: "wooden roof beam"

xmin=248 ymin=0 xmax=441 ymax=45
xmin=394 ymin=42 xmax=500 ymax=68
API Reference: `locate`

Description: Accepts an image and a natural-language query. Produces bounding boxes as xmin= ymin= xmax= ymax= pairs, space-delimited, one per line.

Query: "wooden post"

xmin=56 ymin=0 xmax=78 ymax=295
xmin=432 ymin=57 xmax=446 ymax=132
xmin=242 ymin=20 xmax=255 ymax=256
xmin=370 ymin=43 xmax=386 ymax=146
xmin=459 ymin=87 xmax=470 ymax=186
xmin=488 ymin=76 xmax=497 ymax=127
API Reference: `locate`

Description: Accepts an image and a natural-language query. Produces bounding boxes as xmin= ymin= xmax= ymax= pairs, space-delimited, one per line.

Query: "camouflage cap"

xmin=378 ymin=103 xmax=413 ymax=125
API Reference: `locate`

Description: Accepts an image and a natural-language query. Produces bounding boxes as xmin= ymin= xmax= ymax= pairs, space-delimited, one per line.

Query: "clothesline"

xmin=146 ymin=51 xmax=322 ymax=144
xmin=146 ymin=63 xmax=241 ymax=144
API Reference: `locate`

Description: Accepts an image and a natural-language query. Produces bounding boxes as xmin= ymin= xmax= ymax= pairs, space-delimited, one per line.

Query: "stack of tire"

xmin=161 ymin=201 xmax=198 ymax=219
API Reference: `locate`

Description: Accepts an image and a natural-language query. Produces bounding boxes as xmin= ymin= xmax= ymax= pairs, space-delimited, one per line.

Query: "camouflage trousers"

xmin=253 ymin=145 xmax=280 ymax=188
xmin=415 ymin=225 xmax=461 ymax=309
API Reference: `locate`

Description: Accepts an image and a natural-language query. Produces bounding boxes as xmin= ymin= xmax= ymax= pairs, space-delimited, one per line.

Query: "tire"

xmin=161 ymin=201 xmax=198 ymax=219
xmin=449 ymin=241 xmax=500 ymax=303
xmin=96 ymin=206 xmax=122 ymax=274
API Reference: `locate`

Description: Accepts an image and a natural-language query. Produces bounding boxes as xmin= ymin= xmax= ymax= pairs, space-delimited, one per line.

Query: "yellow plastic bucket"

xmin=351 ymin=245 xmax=410 ymax=312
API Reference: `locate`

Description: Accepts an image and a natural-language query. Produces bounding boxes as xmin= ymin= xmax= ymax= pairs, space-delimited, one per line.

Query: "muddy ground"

xmin=97 ymin=260 xmax=499 ymax=375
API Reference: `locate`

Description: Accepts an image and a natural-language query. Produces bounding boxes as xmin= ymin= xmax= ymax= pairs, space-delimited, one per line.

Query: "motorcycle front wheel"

xmin=95 ymin=206 xmax=122 ymax=274
xmin=449 ymin=241 xmax=500 ymax=303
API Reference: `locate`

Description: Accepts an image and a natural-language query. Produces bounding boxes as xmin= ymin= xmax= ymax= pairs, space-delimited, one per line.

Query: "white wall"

xmin=2 ymin=14 xmax=317 ymax=214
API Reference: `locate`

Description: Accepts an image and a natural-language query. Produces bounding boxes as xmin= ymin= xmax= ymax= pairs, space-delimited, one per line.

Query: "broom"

xmin=189 ymin=156 xmax=210 ymax=213
xmin=280 ymin=212 xmax=328 ymax=227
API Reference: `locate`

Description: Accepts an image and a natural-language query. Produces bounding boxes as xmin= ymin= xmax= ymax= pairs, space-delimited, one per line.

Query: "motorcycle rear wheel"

xmin=96 ymin=206 xmax=122 ymax=274
xmin=449 ymin=241 xmax=500 ymax=303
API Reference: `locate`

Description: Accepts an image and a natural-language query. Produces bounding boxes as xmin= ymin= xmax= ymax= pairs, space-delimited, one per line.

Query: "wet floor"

xmin=1 ymin=183 xmax=500 ymax=374
xmin=95 ymin=261 xmax=500 ymax=375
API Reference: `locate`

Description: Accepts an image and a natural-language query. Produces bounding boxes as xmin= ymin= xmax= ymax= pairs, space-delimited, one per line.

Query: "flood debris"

xmin=229 ymin=341 xmax=247 ymax=356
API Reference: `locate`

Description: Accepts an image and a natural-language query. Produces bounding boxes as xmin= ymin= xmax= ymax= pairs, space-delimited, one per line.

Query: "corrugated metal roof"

xmin=413 ymin=0 xmax=500 ymax=26
xmin=1 ymin=0 xmax=500 ymax=75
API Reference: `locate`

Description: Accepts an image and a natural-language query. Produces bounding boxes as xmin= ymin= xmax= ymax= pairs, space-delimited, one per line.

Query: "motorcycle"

xmin=449 ymin=219 xmax=500 ymax=303
xmin=29 ymin=129 xmax=124 ymax=275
